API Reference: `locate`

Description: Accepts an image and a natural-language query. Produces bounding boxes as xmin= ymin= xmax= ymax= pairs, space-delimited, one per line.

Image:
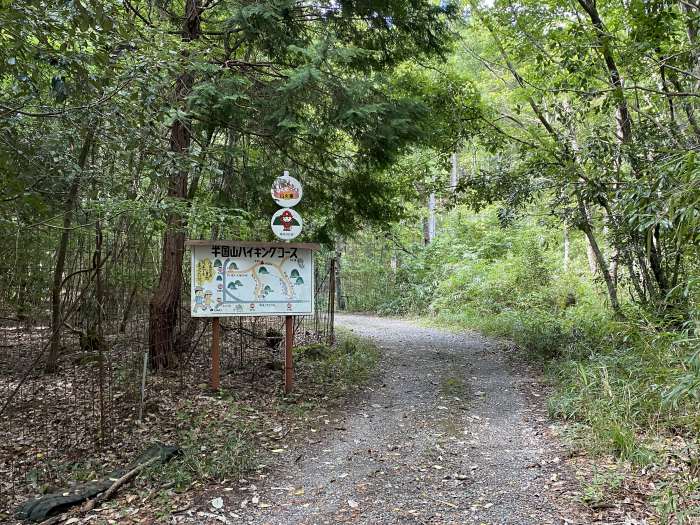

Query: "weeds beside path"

xmin=180 ymin=314 xmax=584 ymax=524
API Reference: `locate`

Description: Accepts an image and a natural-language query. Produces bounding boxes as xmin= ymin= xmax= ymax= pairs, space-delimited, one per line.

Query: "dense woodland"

xmin=1 ymin=0 xmax=699 ymax=523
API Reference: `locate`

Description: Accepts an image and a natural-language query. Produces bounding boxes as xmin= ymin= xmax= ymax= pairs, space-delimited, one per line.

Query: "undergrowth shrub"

xmin=297 ymin=333 xmax=380 ymax=395
xmin=355 ymin=205 xmax=699 ymax=457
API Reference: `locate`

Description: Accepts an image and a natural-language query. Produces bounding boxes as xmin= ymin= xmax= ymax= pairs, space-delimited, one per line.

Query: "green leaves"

xmin=282 ymin=65 xmax=321 ymax=91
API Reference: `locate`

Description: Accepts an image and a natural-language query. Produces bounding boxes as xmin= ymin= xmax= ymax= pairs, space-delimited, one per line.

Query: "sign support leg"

xmin=211 ymin=317 xmax=221 ymax=390
xmin=284 ymin=315 xmax=294 ymax=394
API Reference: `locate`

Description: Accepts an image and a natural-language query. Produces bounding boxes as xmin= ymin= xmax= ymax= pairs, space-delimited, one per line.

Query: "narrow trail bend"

xmin=193 ymin=314 xmax=580 ymax=525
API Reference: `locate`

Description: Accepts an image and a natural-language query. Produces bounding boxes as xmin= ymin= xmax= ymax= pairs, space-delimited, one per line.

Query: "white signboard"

xmin=271 ymin=173 xmax=303 ymax=207
xmin=189 ymin=242 xmax=315 ymax=317
xmin=271 ymin=208 xmax=303 ymax=240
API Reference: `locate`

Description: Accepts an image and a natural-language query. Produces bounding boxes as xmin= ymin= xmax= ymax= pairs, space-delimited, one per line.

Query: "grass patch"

xmin=297 ymin=331 xmax=380 ymax=396
xmin=427 ymin=306 xmax=700 ymax=522
xmin=145 ymin=398 xmax=257 ymax=492
xmin=440 ymin=375 xmax=468 ymax=397
xmin=580 ymin=467 xmax=625 ymax=506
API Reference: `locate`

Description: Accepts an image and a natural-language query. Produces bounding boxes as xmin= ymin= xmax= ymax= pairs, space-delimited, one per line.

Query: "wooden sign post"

xmin=284 ymin=315 xmax=294 ymax=394
xmin=211 ymin=317 xmax=221 ymax=390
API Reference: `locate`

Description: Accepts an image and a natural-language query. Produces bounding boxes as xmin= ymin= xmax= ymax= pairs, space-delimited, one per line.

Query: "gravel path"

xmin=188 ymin=315 xmax=578 ymax=524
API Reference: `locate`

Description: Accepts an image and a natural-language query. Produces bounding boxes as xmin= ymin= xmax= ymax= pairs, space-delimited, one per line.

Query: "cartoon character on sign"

xmin=204 ymin=290 xmax=213 ymax=311
xmin=193 ymin=287 xmax=204 ymax=312
xmin=273 ymin=209 xmax=299 ymax=232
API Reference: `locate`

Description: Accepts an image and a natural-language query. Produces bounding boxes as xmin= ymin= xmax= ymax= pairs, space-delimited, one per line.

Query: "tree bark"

xmin=94 ymin=215 xmax=106 ymax=445
xmin=576 ymin=0 xmax=634 ymax=156
xmin=148 ymin=0 xmax=201 ymax=370
xmin=678 ymin=0 xmax=700 ymax=139
xmin=680 ymin=0 xmax=700 ymax=78
xmin=583 ymin=204 xmax=600 ymax=276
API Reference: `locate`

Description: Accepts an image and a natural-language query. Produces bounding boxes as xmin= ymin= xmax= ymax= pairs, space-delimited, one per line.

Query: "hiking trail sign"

xmin=271 ymin=172 xmax=303 ymax=207
xmin=271 ymin=171 xmax=303 ymax=240
xmin=187 ymin=241 xmax=319 ymax=317
xmin=271 ymin=207 xmax=303 ymax=240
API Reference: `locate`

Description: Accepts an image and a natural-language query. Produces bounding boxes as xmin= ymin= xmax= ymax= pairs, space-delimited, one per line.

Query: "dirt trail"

xmin=187 ymin=315 xmax=579 ymax=524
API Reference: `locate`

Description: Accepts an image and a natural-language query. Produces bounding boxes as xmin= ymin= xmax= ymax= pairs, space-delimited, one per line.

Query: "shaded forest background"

xmin=1 ymin=0 xmax=699 ymax=523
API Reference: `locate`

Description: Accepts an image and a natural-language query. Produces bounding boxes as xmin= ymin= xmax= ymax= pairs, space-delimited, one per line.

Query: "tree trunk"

xmin=450 ymin=153 xmax=458 ymax=191
xmin=586 ymin=242 xmax=599 ymax=276
xmin=563 ymin=224 xmax=570 ymax=272
xmin=334 ymin=241 xmax=346 ymax=311
xmin=119 ymin=286 xmax=138 ymax=334
xmin=94 ymin=215 xmax=106 ymax=445
xmin=680 ymin=0 xmax=700 ymax=79
xmin=427 ymin=193 xmax=436 ymax=242
xmin=578 ymin=0 xmax=669 ymax=297
xmin=670 ymin=75 xmax=700 ymax=139
xmin=576 ymin=191 xmax=622 ymax=315
xmin=148 ymin=0 xmax=201 ymax=370
xmin=46 ymin=128 xmax=95 ymax=373
xmin=678 ymin=1 xmax=700 ymax=139
xmin=577 ymin=0 xmax=634 ymax=156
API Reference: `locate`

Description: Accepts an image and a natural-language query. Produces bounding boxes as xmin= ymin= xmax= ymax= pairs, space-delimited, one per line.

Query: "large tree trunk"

xmin=148 ymin=0 xmax=201 ymax=370
xmin=46 ymin=128 xmax=96 ymax=373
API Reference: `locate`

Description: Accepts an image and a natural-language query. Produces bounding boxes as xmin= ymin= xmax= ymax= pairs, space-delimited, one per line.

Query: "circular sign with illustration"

xmin=271 ymin=208 xmax=303 ymax=240
xmin=271 ymin=172 xmax=303 ymax=208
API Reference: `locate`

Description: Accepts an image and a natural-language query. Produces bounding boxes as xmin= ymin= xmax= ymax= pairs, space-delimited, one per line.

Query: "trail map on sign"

xmin=190 ymin=243 xmax=314 ymax=317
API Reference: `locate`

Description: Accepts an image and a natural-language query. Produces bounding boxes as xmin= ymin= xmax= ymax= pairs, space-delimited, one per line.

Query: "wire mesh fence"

xmin=0 ymin=227 xmax=335 ymax=514
xmin=334 ymin=239 xmax=403 ymax=313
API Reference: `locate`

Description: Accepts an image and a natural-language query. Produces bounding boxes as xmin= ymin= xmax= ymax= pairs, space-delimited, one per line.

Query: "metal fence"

xmin=335 ymin=240 xmax=403 ymax=313
xmin=0 ymin=227 xmax=335 ymax=515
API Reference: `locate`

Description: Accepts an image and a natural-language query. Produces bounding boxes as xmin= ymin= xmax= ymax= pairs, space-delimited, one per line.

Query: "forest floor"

xmin=175 ymin=314 xmax=592 ymax=525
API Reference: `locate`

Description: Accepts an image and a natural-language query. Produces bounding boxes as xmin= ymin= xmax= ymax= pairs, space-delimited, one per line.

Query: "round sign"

xmin=271 ymin=172 xmax=303 ymax=207
xmin=271 ymin=208 xmax=303 ymax=240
